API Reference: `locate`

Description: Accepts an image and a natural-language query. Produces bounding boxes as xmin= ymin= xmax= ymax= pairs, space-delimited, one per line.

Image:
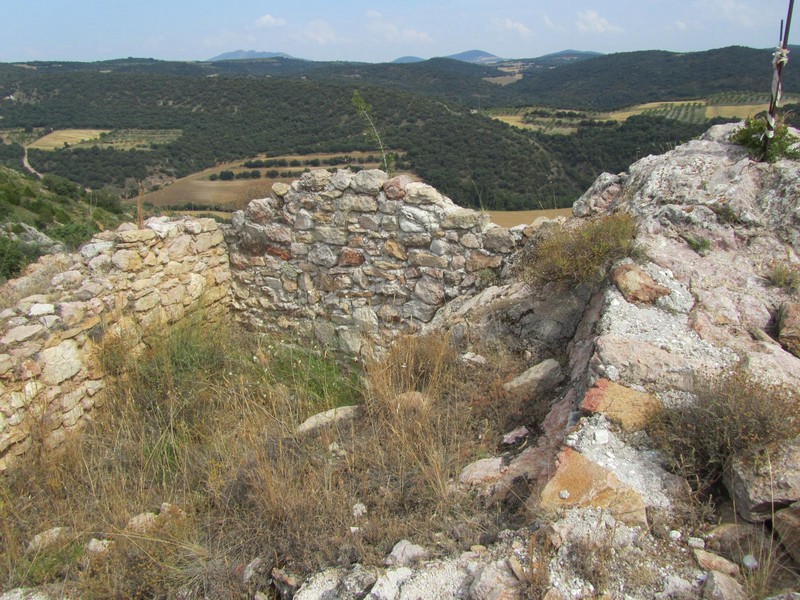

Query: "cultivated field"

xmin=488 ymin=207 xmax=573 ymax=227
xmin=483 ymin=73 xmax=523 ymax=86
xmin=141 ymin=151 xmax=389 ymax=209
xmin=25 ymin=128 xmax=182 ymax=151
xmin=27 ymin=129 xmax=110 ymax=149
xmin=490 ymin=92 xmax=800 ymax=133
xmin=78 ymin=129 xmax=182 ymax=150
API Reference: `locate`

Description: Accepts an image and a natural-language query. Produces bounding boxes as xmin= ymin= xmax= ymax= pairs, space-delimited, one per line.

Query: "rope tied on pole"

xmin=765 ymin=0 xmax=795 ymax=152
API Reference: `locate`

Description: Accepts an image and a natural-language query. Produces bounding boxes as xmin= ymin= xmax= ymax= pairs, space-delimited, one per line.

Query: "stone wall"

xmin=226 ymin=169 xmax=522 ymax=352
xmin=0 ymin=169 xmax=524 ymax=470
xmin=0 ymin=217 xmax=230 ymax=471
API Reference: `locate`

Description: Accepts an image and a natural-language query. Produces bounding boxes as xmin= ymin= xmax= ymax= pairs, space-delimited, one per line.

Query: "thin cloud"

xmin=255 ymin=14 xmax=287 ymax=28
xmin=575 ymin=10 xmax=623 ymax=34
xmin=294 ymin=19 xmax=339 ymax=45
xmin=492 ymin=18 xmax=531 ymax=37
xmin=708 ymin=0 xmax=758 ymax=27
xmin=366 ymin=11 xmax=433 ymax=44
xmin=542 ymin=15 xmax=566 ymax=32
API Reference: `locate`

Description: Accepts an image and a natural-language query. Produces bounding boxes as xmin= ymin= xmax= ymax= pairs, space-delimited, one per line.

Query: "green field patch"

xmin=76 ymin=129 xmax=183 ymax=150
xmin=491 ymin=93 xmax=800 ymax=134
xmin=26 ymin=129 xmax=182 ymax=151
xmin=27 ymin=129 xmax=111 ymax=150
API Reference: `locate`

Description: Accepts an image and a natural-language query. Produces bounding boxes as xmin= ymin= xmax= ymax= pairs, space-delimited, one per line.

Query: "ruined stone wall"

xmin=0 ymin=217 xmax=230 ymax=471
xmin=0 ymin=169 xmax=525 ymax=470
xmin=225 ymin=169 xmax=523 ymax=352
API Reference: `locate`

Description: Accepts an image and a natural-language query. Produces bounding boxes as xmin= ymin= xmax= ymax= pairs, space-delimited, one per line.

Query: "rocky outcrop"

xmin=0 ymin=217 xmax=230 ymax=471
xmin=226 ymin=169 xmax=522 ymax=353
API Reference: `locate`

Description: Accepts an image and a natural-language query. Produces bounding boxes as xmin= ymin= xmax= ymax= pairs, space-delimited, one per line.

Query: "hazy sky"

xmin=2 ymin=0 xmax=796 ymax=63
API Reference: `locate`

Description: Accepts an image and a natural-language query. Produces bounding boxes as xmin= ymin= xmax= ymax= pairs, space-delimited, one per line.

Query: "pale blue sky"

xmin=2 ymin=1 xmax=796 ymax=63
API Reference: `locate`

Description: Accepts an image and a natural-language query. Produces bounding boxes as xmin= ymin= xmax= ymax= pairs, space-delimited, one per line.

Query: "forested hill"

xmin=508 ymin=46 xmax=800 ymax=110
xmin=3 ymin=45 xmax=797 ymax=109
xmin=0 ymin=66 xmax=719 ymax=209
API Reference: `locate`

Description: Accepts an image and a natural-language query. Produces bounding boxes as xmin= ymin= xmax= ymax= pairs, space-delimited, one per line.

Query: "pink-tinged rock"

xmin=466 ymin=251 xmax=502 ymax=273
xmin=469 ymin=560 xmax=520 ymax=600
xmin=693 ymin=549 xmax=739 ymax=576
xmin=539 ymin=448 xmax=648 ymax=526
xmin=580 ymin=378 xmax=661 ymax=432
xmin=460 ymin=457 xmax=506 ymax=487
xmin=774 ymin=502 xmax=800 ymax=564
xmin=593 ymin=334 xmax=704 ymax=391
xmin=572 ymin=172 xmax=624 ymax=217
xmin=499 ymin=394 xmax=573 ymax=503
xmin=611 ymin=264 xmax=671 ymax=304
xmin=725 ymin=439 xmax=800 ymax=522
xmin=779 ymin=303 xmax=800 ymax=358
xmin=702 ymin=570 xmax=745 ymax=600
xmin=264 ymin=224 xmax=292 ymax=245
xmin=245 ymin=197 xmax=276 ymax=224
xmin=383 ymin=174 xmax=414 ymax=199
xmin=338 ymin=247 xmax=365 ymax=267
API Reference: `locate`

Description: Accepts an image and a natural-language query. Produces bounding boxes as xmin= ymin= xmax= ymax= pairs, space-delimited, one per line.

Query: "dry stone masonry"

xmin=0 ymin=217 xmax=230 ymax=472
xmin=225 ymin=169 xmax=522 ymax=352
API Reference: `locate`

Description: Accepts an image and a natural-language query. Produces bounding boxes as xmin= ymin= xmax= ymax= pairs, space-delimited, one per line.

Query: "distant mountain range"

xmin=209 ymin=48 xmax=600 ymax=66
xmin=208 ymin=50 xmax=294 ymax=61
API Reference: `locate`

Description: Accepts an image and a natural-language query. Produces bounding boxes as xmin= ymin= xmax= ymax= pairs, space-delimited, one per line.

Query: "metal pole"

xmin=765 ymin=0 xmax=795 ymax=157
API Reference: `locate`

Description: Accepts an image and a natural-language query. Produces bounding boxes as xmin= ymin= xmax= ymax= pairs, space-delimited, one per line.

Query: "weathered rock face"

xmin=0 ymin=217 xmax=230 ymax=472
xmin=226 ymin=170 xmax=522 ymax=352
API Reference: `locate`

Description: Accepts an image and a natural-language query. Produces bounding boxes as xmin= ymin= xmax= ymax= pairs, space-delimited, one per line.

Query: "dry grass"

xmin=27 ymin=130 xmax=111 ymax=150
xmin=767 ymin=259 xmax=800 ymax=294
xmin=0 ymin=319 xmax=529 ymax=597
xmin=648 ymin=367 xmax=800 ymax=499
xmin=518 ymin=212 xmax=637 ymax=286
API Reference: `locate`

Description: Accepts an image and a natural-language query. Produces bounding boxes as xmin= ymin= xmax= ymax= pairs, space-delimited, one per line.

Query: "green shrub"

xmin=51 ymin=221 xmax=99 ymax=250
xmin=682 ymin=233 xmax=711 ymax=254
xmin=767 ymin=259 xmax=800 ymax=293
xmin=519 ymin=212 xmax=637 ymax=285
xmin=730 ymin=115 xmax=800 ymax=163
xmin=648 ymin=368 xmax=800 ymax=497
xmin=0 ymin=236 xmax=28 ymax=280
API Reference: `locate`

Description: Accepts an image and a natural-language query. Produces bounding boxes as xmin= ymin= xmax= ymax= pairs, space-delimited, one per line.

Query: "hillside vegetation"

xmin=0 ymin=167 xmax=126 ymax=279
xmin=0 ymin=45 xmax=789 ymax=210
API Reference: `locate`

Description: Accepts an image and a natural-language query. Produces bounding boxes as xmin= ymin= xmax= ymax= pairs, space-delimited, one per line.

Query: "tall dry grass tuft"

xmin=519 ymin=212 xmax=637 ymax=286
xmin=1 ymin=320 xmax=535 ymax=596
xmin=648 ymin=367 xmax=800 ymax=499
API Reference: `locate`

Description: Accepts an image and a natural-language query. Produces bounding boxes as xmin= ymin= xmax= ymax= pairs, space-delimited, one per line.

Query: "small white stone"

xmin=669 ymin=530 xmax=682 ymax=541
xmin=687 ymin=537 xmax=705 ymax=549
xmin=352 ymin=502 xmax=367 ymax=519
xmin=559 ymin=489 xmax=570 ymax=500
xmin=594 ymin=429 xmax=610 ymax=444
xmin=742 ymin=554 xmax=759 ymax=570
